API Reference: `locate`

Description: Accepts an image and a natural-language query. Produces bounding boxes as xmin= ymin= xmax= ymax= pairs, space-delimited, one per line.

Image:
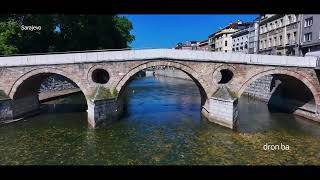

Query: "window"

xmin=274 ymin=37 xmax=277 ymax=46
xmin=232 ymin=48 xmax=235 ymax=51
xmin=225 ymin=41 xmax=227 ymax=46
xmin=279 ymin=35 xmax=283 ymax=45
xmin=288 ymin=15 xmax=292 ymax=24
xmin=225 ymin=50 xmax=227 ymax=52
xmin=304 ymin=33 xmax=312 ymax=42
xmin=293 ymin=32 xmax=297 ymax=42
xmin=275 ymin=21 xmax=278 ymax=28
xmin=260 ymin=41 xmax=263 ymax=49
xmin=287 ymin=33 xmax=291 ymax=44
xmin=280 ymin=19 xmax=283 ymax=27
xmin=266 ymin=24 xmax=268 ymax=31
xmin=304 ymin=17 xmax=313 ymax=27
xmin=269 ymin=38 xmax=272 ymax=47
xmin=270 ymin=23 xmax=273 ymax=30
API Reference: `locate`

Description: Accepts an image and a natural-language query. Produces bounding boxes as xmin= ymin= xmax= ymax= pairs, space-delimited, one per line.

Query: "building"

xmin=300 ymin=14 xmax=320 ymax=56
xmin=248 ymin=21 xmax=259 ymax=54
xmin=175 ymin=41 xmax=198 ymax=50
xmin=231 ymin=28 xmax=250 ymax=53
xmin=197 ymin=40 xmax=209 ymax=51
xmin=212 ymin=29 xmax=238 ymax=52
xmin=208 ymin=21 xmax=253 ymax=52
xmin=258 ymin=14 xmax=302 ymax=56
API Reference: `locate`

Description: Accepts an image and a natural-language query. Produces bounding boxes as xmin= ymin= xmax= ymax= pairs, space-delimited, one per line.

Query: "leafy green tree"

xmin=54 ymin=15 xmax=135 ymax=51
xmin=0 ymin=14 xmax=135 ymax=55
xmin=0 ymin=21 xmax=20 ymax=55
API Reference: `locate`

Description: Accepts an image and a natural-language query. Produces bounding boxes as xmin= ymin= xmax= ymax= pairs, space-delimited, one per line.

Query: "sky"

xmin=123 ymin=14 xmax=258 ymax=49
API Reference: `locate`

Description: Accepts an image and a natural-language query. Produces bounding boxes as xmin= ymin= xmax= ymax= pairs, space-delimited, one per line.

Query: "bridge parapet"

xmin=0 ymin=49 xmax=318 ymax=68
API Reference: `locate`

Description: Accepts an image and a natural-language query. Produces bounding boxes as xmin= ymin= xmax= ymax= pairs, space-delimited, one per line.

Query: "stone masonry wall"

xmin=242 ymin=75 xmax=273 ymax=101
xmin=87 ymin=99 xmax=124 ymax=128
xmin=0 ymin=95 xmax=39 ymax=122
xmin=154 ymin=69 xmax=191 ymax=80
xmin=12 ymin=95 xmax=39 ymax=118
xmin=0 ymin=100 xmax=13 ymax=122
xmin=208 ymin=98 xmax=239 ymax=129
xmin=39 ymin=74 xmax=77 ymax=93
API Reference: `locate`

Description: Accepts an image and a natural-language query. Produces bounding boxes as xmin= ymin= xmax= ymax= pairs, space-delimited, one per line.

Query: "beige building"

xmin=208 ymin=21 xmax=254 ymax=52
xmin=212 ymin=29 xmax=238 ymax=52
xmin=258 ymin=14 xmax=301 ymax=56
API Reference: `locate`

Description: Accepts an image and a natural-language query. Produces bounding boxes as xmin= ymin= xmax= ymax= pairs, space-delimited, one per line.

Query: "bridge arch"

xmin=237 ymin=69 xmax=320 ymax=106
xmin=9 ymin=68 xmax=89 ymax=100
xmin=212 ymin=64 xmax=243 ymax=86
xmin=115 ymin=60 xmax=209 ymax=106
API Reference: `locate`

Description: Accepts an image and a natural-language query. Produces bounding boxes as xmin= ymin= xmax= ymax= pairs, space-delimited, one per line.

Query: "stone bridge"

xmin=1 ymin=49 xmax=320 ymax=129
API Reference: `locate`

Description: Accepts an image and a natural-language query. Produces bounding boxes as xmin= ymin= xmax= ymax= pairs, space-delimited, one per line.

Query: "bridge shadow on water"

xmin=41 ymin=104 xmax=87 ymax=113
xmin=267 ymin=75 xmax=315 ymax=114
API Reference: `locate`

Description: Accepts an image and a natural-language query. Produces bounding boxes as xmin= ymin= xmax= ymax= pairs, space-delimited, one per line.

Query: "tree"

xmin=0 ymin=14 xmax=135 ymax=55
xmin=0 ymin=21 xmax=20 ymax=55
xmin=54 ymin=15 xmax=135 ymax=51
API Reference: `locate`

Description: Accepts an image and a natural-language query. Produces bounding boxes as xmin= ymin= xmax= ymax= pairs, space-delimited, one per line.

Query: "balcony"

xmin=286 ymin=23 xmax=298 ymax=31
xmin=285 ymin=40 xmax=297 ymax=47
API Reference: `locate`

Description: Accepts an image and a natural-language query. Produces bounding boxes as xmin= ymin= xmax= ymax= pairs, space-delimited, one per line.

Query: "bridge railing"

xmin=0 ymin=47 xmax=169 ymax=57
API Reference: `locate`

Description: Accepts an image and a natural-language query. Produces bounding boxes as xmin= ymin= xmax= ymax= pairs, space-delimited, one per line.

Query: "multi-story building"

xmin=258 ymin=14 xmax=301 ymax=56
xmin=248 ymin=21 xmax=259 ymax=54
xmin=208 ymin=21 xmax=253 ymax=52
xmin=231 ymin=28 xmax=250 ymax=53
xmin=213 ymin=29 xmax=238 ymax=52
xmin=175 ymin=41 xmax=198 ymax=50
xmin=300 ymin=14 xmax=320 ymax=56
xmin=197 ymin=40 xmax=209 ymax=51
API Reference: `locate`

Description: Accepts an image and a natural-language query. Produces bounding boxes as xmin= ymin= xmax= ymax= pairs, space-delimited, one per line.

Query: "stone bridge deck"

xmin=0 ymin=49 xmax=319 ymax=68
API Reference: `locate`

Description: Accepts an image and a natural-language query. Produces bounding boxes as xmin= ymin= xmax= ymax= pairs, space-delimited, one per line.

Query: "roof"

xmin=208 ymin=21 xmax=254 ymax=38
xmin=231 ymin=28 xmax=249 ymax=38
xmin=213 ymin=29 xmax=238 ymax=37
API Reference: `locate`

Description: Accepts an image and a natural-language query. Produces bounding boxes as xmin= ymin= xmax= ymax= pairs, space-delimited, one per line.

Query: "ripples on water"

xmin=0 ymin=76 xmax=320 ymax=165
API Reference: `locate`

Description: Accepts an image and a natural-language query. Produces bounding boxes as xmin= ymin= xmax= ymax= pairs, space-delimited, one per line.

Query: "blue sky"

xmin=123 ymin=14 xmax=258 ymax=49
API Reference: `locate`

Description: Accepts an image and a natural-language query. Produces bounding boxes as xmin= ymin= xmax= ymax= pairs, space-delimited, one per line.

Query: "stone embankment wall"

xmin=153 ymin=69 xmax=191 ymax=80
xmin=0 ymin=96 xmax=39 ymax=123
xmin=242 ymin=75 xmax=273 ymax=102
xmin=39 ymin=74 xmax=77 ymax=93
xmin=0 ymin=100 xmax=13 ymax=122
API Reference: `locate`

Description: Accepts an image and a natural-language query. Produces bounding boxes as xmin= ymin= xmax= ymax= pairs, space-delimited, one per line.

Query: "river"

xmin=0 ymin=76 xmax=320 ymax=165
